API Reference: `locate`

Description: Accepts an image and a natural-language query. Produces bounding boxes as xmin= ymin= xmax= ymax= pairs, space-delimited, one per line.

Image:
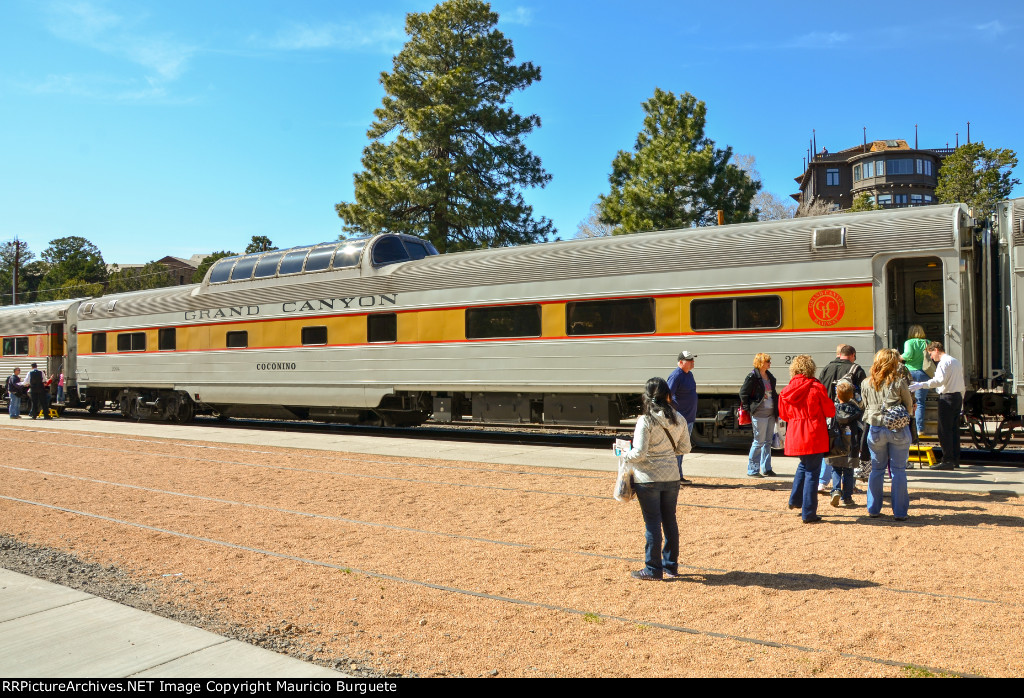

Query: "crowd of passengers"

xmin=617 ymin=330 xmax=966 ymax=581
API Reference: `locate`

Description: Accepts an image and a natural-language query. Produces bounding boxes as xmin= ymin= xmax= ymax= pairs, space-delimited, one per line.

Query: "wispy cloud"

xmin=975 ymin=20 xmax=1008 ymax=36
xmin=255 ymin=17 xmax=405 ymax=53
xmin=784 ymin=31 xmax=850 ymax=49
xmin=42 ymin=1 xmax=197 ymax=90
xmin=20 ymin=72 xmax=196 ymax=104
xmin=502 ymin=7 xmax=534 ymax=26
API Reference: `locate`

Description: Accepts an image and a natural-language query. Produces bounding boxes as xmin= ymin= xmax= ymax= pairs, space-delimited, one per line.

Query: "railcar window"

xmin=690 ymin=299 xmax=733 ymax=330
xmin=367 ymin=313 xmax=397 ymax=343
xmin=334 ymin=240 xmax=367 ymax=268
xmin=691 ymin=296 xmax=782 ymax=331
xmin=91 ymin=334 xmax=106 ymax=353
xmin=404 ymin=240 xmax=429 ymax=260
xmin=914 ymin=280 xmax=943 ymax=314
xmin=116 ymin=332 xmax=146 ymax=352
xmin=278 ymin=249 xmax=311 ymax=276
xmin=209 ymin=259 xmax=235 ymax=284
xmin=566 ymin=298 xmax=655 ymax=336
xmin=371 ymin=237 xmax=411 ymax=266
xmin=229 ymin=255 xmax=259 ymax=281
xmin=226 ymin=331 xmax=248 ymax=348
xmin=2 ymin=336 xmax=29 ymax=356
xmin=158 ymin=328 xmax=176 ymax=351
xmin=466 ymin=305 xmax=541 ymax=339
xmin=303 ymin=245 xmax=337 ymax=273
xmin=301 ymin=326 xmax=328 ymax=346
xmin=253 ymin=251 xmax=285 ymax=279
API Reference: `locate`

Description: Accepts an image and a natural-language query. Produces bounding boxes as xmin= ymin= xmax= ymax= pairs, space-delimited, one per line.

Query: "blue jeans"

xmin=788 ymin=453 xmax=824 ymax=520
xmin=8 ymin=392 xmax=20 ymax=418
xmin=867 ymin=425 xmax=911 ymax=518
xmin=748 ymin=414 xmax=776 ymax=475
xmin=909 ymin=369 xmax=929 ymax=434
xmin=831 ymin=466 xmax=855 ymax=501
xmin=675 ymin=422 xmax=695 ymax=478
xmin=634 ymin=481 xmax=681 ymax=577
xmin=819 ymin=462 xmax=833 ymax=488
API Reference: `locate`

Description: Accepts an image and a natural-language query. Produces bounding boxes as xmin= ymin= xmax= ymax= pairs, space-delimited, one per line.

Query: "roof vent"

xmin=812 ymin=227 xmax=847 ymax=250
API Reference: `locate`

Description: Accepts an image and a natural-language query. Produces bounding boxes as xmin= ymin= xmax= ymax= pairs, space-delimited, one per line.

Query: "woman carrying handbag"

xmin=620 ymin=378 xmax=692 ymax=580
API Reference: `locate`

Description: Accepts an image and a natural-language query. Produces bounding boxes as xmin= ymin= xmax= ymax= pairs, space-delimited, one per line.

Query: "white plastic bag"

xmin=614 ymin=457 xmax=635 ymax=502
xmin=772 ymin=421 xmax=786 ymax=450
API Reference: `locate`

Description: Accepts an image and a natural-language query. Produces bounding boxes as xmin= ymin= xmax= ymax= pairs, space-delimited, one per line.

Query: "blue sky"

xmin=2 ymin=0 xmax=1022 ymax=264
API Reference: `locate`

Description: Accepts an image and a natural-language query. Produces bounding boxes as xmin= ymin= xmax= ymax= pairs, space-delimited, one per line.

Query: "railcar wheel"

xmin=966 ymin=417 xmax=1014 ymax=452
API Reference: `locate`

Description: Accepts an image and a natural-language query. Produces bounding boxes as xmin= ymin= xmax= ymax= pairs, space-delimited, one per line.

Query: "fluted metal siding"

xmin=86 ymin=204 xmax=964 ymax=322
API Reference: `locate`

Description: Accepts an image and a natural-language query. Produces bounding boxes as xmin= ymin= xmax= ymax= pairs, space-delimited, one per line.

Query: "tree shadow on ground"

xmin=671 ymin=570 xmax=879 ymax=591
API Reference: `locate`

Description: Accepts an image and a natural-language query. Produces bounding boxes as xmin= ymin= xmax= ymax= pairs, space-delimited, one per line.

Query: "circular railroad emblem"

xmin=808 ymin=289 xmax=845 ymax=327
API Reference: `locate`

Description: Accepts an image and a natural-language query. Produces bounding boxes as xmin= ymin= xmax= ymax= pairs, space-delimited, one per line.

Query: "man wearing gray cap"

xmin=667 ymin=351 xmax=698 ymax=483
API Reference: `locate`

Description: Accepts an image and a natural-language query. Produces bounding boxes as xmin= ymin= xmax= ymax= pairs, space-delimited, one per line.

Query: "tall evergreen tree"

xmin=37 ymin=236 xmax=107 ymax=301
xmin=599 ymin=89 xmax=759 ymax=233
xmin=336 ymin=0 xmax=553 ymax=252
xmin=936 ymin=142 xmax=1019 ymax=218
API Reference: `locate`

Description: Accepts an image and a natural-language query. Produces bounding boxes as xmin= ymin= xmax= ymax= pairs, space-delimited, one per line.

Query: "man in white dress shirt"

xmin=908 ymin=341 xmax=965 ymax=470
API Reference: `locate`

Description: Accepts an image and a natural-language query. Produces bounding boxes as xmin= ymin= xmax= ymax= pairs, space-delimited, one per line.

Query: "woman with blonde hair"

xmin=862 ymin=348 xmax=914 ymax=521
xmin=739 ymin=352 xmax=778 ymax=477
xmin=901 ymin=324 xmax=930 ymax=434
xmin=779 ymin=355 xmax=835 ymax=523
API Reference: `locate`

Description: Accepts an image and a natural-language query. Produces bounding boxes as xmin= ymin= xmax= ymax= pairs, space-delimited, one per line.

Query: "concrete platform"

xmin=11 ymin=414 xmax=1024 ymax=496
xmin=0 ymin=568 xmax=347 ymax=678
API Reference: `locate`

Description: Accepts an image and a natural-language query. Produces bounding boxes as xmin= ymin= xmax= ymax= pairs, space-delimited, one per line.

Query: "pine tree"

xmin=599 ymin=89 xmax=759 ymax=233
xmin=936 ymin=142 xmax=1019 ymax=218
xmin=335 ymin=0 xmax=553 ymax=252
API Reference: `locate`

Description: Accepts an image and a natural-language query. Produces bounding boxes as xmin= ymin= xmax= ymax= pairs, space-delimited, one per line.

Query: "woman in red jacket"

xmin=779 ymin=355 xmax=836 ymax=523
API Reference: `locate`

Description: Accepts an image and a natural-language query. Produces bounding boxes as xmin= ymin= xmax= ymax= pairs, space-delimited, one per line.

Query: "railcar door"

xmin=48 ymin=322 xmax=65 ymax=398
xmin=885 ymin=258 xmax=944 ymax=351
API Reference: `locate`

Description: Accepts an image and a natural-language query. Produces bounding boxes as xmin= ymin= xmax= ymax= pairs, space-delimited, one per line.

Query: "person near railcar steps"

xmin=816 ymin=345 xmax=866 ymax=495
xmin=826 ymin=379 xmax=863 ymax=508
xmin=6 ymin=367 xmax=24 ymax=419
xmin=56 ymin=370 xmax=65 ymax=404
xmin=739 ymin=353 xmax=778 ymax=477
xmin=621 ymin=377 xmax=692 ymax=581
xmin=779 ymin=355 xmax=835 ymax=524
xmin=862 ymin=349 xmax=914 ymax=520
xmin=667 ymin=350 xmax=698 ymax=483
xmin=909 ymin=342 xmax=966 ymax=470
xmin=901 ymin=325 xmax=931 ymax=435
xmin=27 ymin=363 xmax=51 ymax=420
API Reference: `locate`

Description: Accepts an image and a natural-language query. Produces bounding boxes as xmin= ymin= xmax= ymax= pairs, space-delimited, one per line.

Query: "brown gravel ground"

xmin=1 ymin=425 xmax=1022 ymax=677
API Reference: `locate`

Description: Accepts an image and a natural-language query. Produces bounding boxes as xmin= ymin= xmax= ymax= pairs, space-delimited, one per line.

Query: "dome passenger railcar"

xmin=6 ymin=201 xmax=1019 ymax=448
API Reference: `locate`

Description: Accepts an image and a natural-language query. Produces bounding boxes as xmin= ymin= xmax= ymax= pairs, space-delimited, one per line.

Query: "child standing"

xmin=828 ymin=379 xmax=863 ymax=508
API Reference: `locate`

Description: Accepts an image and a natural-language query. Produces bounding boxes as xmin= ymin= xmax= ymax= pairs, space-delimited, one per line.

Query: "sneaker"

xmin=894 ymin=516 xmax=908 ymax=522
xmin=842 ymin=499 xmax=856 ymax=507
xmin=747 ymin=472 xmax=763 ymax=478
xmin=630 ymin=569 xmax=662 ymax=581
xmin=817 ymin=485 xmax=829 ymax=495
xmin=869 ymin=513 xmax=881 ymax=518
xmin=929 ymin=462 xmax=955 ymax=471
xmin=788 ymin=503 xmax=799 ymax=511
xmin=663 ymin=569 xmax=680 ymax=579
xmin=831 ymin=492 xmax=841 ymax=508
xmin=802 ymin=515 xmax=822 ymax=524
xmin=679 ymin=477 xmax=692 ymax=484
xmin=763 ymin=471 xmax=777 ymax=477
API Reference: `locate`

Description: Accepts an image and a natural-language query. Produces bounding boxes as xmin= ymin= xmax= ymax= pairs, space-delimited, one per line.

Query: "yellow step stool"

xmin=908 ymin=443 xmax=936 ymax=468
